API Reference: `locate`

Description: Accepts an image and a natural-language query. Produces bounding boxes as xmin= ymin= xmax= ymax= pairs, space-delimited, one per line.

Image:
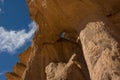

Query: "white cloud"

xmin=0 ymin=72 xmax=3 ymax=76
xmin=0 ymin=21 xmax=36 ymax=53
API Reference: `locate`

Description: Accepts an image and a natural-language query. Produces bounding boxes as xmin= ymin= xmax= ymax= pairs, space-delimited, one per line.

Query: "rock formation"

xmin=45 ymin=54 xmax=82 ymax=80
xmin=80 ymin=21 xmax=120 ymax=80
xmin=6 ymin=0 xmax=120 ymax=80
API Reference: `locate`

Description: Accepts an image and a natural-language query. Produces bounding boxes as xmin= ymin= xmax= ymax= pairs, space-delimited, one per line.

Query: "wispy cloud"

xmin=0 ymin=0 xmax=4 ymax=14
xmin=0 ymin=21 xmax=36 ymax=53
xmin=0 ymin=8 xmax=2 ymax=12
xmin=0 ymin=72 xmax=4 ymax=76
xmin=0 ymin=0 xmax=4 ymax=4
xmin=0 ymin=71 xmax=7 ymax=76
xmin=0 ymin=8 xmax=4 ymax=14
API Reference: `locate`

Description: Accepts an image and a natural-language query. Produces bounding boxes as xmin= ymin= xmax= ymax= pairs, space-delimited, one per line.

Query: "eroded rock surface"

xmin=80 ymin=21 xmax=120 ymax=80
xmin=23 ymin=39 xmax=89 ymax=80
xmin=45 ymin=54 xmax=84 ymax=80
xmin=6 ymin=0 xmax=120 ymax=80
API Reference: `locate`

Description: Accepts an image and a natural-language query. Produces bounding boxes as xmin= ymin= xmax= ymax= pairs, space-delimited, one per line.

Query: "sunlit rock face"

xmin=80 ymin=21 xmax=120 ymax=80
xmin=6 ymin=0 xmax=120 ymax=80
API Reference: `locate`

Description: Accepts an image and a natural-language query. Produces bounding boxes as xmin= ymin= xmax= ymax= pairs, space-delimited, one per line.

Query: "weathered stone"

xmin=45 ymin=54 xmax=86 ymax=80
xmin=13 ymin=63 xmax=26 ymax=77
xmin=80 ymin=21 xmax=120 ymax=80
xmin=23 ymin=39 xmax=89 ymax=80
xmin=27 ymin=0 xmax=101 ymax=43
xmin=19 ymin=47 xmax=32 ymax=66
xmin=6 ymin=72 xmax=21 ymax=80
xmin=6 ymin=0 xmax=120 ymax=80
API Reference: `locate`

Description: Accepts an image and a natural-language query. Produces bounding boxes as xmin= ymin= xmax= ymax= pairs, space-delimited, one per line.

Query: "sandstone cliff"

xmin=6 ymin=0 xmax=120 ymax=80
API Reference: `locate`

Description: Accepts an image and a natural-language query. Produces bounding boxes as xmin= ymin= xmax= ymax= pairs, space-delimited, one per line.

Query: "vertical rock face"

xmin=80 ymin=21 xmax=120 ymax=80
xmin=23 ymin=39 xmax=89 ymax=80
xmin=6 ymin=0 xmax=120 ymax=80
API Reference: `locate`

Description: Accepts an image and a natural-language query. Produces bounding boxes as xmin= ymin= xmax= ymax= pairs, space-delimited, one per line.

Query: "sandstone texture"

xmin=6 ymin=0 xmax=120 ymax=80
xmin=45 ymin=54 xmax=83 ymax=80
xmin=80 ymin=21 xmax=120 ymax=80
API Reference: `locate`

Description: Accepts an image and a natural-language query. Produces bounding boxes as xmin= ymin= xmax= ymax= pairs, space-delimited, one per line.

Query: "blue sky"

xmin=0 ymin=0 xmax=36 ymax=80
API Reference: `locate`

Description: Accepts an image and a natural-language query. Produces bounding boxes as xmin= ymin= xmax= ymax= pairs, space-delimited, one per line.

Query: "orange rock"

xmin=6 ymin=0 xmax=120 ymax=80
